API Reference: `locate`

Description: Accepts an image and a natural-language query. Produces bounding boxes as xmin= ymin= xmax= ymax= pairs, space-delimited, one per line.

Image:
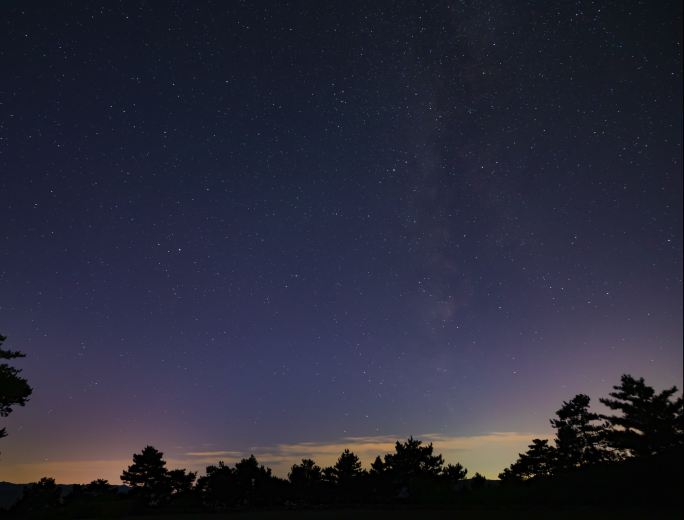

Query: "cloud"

xmin=184 ymin=431 xmax=549 ymax=479
xmin=183 ymin=450 xmax=243 ymax=458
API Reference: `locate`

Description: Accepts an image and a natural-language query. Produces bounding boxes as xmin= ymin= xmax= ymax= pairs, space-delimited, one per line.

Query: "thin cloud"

xmin=184 ymin=450 xmax=243 ymax=457
xmin=185 ymin=431 xmax=549 ymax=479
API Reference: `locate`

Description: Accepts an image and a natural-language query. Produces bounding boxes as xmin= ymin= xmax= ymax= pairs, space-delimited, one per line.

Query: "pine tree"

xmin=121 ymin=446 xmax=171 ymax=504
xmin=383 ymin=436 xmax=444 ymax=479
xmin=233 ymin=455 xmax=273 ymax=505
xmin=380 ymin=437 xmax=445 ymax=500
xmin=332 ymin=449 xmax=364 ymax=485
xmin=168 ymin=468 xmax=196 ymax=495
xmin=551 ymin=394 xmax=606 ymax=471
xmin=498 ymin=438 xmax=555 ymax=481
xmin=0 ymin=334 xmax=33 ymax=442
xmin=600 ymin=374 xmax=683 ymax=457
xmin=442 ymin=462 xmax=468 ymax=483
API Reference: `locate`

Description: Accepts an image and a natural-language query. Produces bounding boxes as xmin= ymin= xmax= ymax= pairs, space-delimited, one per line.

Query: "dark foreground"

xmin=6 ymin=447 xmax=682 ymax=519
xmin=118 ymin=507 xmax=681 ymax=520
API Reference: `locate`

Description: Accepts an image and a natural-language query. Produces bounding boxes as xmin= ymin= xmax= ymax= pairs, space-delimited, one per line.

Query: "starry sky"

xmin=0 ymin=1 xmax=682 ymax=483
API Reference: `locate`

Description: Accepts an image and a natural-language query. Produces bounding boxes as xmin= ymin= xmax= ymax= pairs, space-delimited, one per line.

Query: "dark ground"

xmin=116 ymin=506 xmax=682 ymax=520
xmin=124 ymin=509 xmax=678 ymax=520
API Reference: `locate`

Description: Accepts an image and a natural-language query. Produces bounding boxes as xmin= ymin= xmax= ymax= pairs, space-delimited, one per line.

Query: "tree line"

xmin=109 ymin=374 xmax=683 ymax=509
xmin=1 ymin=332 xmax=682 ymax=516
xmin=499 ymin=374 xmax=683 ymax=481
xmin=10 ymin=437 xmax=485 ymax=516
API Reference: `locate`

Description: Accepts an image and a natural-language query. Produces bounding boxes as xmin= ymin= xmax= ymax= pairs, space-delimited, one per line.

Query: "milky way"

xmin=0 ymin=1 xmax=681 ymax=482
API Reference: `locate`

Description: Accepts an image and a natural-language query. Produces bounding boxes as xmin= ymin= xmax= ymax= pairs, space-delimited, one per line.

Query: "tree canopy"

xmin=0 ymin=333 xmax=33 ymax=442
xmin=331 ymin=449 xmax=364 ymax=485
xmin=499 ymin=374 xmax=683 ymax=482
xmin=121 ymin=446 xmax=171 ymax=504
xmin=383 ymin=436 xmax=445 ymax=479
xmin=498 ymin=438 xmax=555 ymax=481
xmin=551 ymin=393 xmax=607 ymax=470
xmin=8 ymin=373 xmax=683 ymax=514
xmin=600 ymin=374 xmax=684 ymax=457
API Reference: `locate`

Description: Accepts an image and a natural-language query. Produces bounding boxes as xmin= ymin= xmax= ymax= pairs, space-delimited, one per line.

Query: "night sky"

xmin=1 ymin=1 xmax=682 ymax=482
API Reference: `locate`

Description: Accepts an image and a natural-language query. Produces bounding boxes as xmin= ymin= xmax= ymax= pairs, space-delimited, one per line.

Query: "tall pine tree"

xmin=0 ymin=334 xmax=32 ymax=442
xmin=551 ymin=394 xmax=607 ymax=471
xmin=600 ymin=374 xmax=683 ymax=457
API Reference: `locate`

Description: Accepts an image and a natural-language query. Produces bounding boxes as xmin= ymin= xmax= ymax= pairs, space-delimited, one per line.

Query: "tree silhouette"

xmin=10 ymin=371 xmax=682 ymax=513
xmin=367 ymin=454 xmax=391 ymax=500
xmin=197 ymin=456 xmax=284 ymax=509
xmin=379 ymin=437 xmax=445 ymax=500
xmin=232 ymin=454 xmax=275 ymax=505
xmin=196 ymin=461 xmax=236 ymax=509
xmin=321 ymin=465 xmax=337 ymax=485
xmin=383 ymin=436 xmax=444 ymax=479
xmin=289 ymin=458 xmax=323 ymax=502
xmin=332 ymin=449 xmax=364 ymax=485
xmin=120 ymin=446 xmax=171 ymax=504
xmin=324 ymin=449 xmax=366 ymax=502
xmin=10 ymin=477 xmax=61 ymax=515
xmin=168 ymin=468 xmax=196 ymax=495
xmin=502 ymin=394 xmax=609 ymax=480
xmin=498 ymin=438 xmax=555 ymax=481
xmin=289 ymin=458 xmax=322 ymax=486
xmin=442 ymin=462 xmax=468 ymax=483
xmin=551 ymin=394 xmax=607 ymax=471
xmin=599 ymin=374 xmax=684 ymax=457
xmin=83 ymin=478 xmax=115 ymax=496
xmin=470 ymin=472 xmax=487 ymax=489
xmin=369 ymin=455 xmax=386 ymax=476
xmin=0 ymin=333 xmax=33 ymax=442
xmin=498 ymin=374 xmax=684 ymax=485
